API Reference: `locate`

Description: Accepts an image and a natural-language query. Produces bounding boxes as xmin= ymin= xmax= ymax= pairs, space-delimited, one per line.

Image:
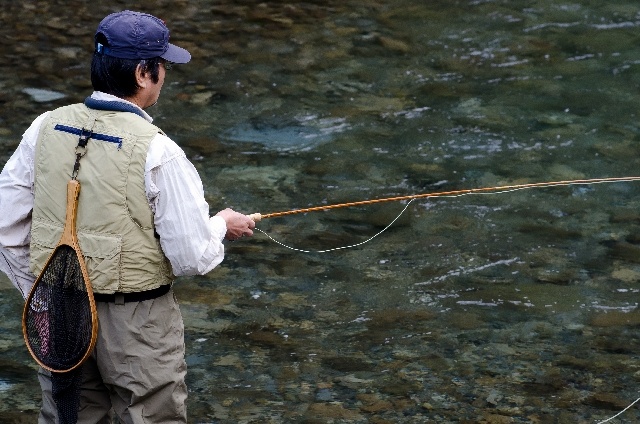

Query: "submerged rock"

xmin=22 ymin=88 xmax=66 ymax=103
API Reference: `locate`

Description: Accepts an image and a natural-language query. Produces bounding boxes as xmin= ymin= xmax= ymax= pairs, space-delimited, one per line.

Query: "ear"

xmin=135 ymin=63 xmax=148 ymax=88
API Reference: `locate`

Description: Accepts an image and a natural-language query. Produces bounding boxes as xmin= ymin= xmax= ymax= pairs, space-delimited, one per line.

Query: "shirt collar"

xmin=91 ymin=91 xmax=153 ymax=123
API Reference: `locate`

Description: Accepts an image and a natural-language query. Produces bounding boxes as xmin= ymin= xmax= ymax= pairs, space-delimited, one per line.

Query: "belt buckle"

xmin=115 ymin=293 xmax=125 ymax=305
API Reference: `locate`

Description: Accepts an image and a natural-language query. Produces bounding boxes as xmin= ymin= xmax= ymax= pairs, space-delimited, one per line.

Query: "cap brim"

xmin=161 ymin=43 xmax=191 ymax=64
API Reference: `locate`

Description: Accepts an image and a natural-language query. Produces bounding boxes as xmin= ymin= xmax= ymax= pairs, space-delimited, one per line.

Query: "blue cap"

xmin=95 ymin=10 xmax=191 ymax=63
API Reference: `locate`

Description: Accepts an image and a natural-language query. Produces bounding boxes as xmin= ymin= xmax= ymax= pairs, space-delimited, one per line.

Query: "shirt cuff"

xmin=0 ymin=248 xmax=36 ymax=300
xmin=209 ymin=215 xmax=227 ymax=241
xmin=194 ymin=216 xmax=227 ymax=275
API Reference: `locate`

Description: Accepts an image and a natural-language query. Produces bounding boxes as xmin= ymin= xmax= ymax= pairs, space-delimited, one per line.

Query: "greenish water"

xmin=1 ymin=0 xmax=640 ymax=422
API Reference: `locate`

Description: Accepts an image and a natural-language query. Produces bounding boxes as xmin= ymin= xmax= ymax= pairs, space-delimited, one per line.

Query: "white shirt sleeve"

xmin=145 ymin=133 xmax=228 ymax=276
xmin=0 ymin=112 xmax=49 ymax=298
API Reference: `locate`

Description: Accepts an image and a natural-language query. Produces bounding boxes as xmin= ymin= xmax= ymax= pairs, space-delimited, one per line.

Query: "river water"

xmin=1 ymin=1 xmax=639 ymax=423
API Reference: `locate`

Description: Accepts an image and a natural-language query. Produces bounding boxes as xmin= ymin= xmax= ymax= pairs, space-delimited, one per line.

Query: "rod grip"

xmin=248 ymin=212 xmax=262 ymax=222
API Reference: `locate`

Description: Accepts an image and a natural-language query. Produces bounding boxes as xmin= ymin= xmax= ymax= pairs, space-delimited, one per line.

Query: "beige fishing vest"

xmin=30 ymin=103 xmax=174 ymax=294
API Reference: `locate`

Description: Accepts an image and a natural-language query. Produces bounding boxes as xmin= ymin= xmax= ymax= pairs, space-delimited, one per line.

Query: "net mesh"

xmin=24 ymin=245 xmax=93 ymax=371
xmin=52 ymin=367 xmax=83 ymax=424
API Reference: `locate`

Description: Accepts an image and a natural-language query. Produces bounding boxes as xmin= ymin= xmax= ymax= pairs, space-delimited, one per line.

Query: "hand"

xmin=215 ymin=208 xmax=256 ymax=241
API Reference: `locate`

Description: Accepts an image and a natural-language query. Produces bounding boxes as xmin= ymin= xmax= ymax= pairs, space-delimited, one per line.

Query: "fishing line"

xmin=254 ymin=199 xmax=416 ymax=253
xmin=249 ymin=176 xmax=640 ymax=253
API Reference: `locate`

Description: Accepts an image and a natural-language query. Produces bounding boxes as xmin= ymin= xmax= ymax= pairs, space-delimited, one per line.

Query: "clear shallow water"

xmin=1 ymin=0 xmax=640 ymax=422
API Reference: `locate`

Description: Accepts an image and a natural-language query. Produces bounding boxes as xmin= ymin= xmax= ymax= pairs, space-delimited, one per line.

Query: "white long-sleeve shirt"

xmin=0 ymin=91 xmax=228 ymax=299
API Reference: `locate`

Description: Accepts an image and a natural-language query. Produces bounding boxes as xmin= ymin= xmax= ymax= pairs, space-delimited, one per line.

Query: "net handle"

xmin=59 ymin=180 xmax=81 ymax=248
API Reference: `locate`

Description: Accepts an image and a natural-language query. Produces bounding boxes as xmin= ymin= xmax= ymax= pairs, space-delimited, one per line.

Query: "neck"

xmin=123 ymin=95 xmax=146 ymax=110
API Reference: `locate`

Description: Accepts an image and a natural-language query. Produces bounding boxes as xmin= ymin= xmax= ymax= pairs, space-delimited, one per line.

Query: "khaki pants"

xmin=37 ymin=289 xmax=187 ymax=423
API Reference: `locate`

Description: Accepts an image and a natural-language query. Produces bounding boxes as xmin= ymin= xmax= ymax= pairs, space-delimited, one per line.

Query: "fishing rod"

xmin=247 ymin=176 xmax=640 ymax=222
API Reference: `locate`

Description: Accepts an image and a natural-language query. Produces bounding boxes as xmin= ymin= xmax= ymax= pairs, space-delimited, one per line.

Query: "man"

xmin=0 ymin=10 xmax=255 ymax=423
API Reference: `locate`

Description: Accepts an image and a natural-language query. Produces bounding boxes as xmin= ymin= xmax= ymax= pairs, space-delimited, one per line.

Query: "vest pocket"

xmin=30 ymin=220 xmax=122 ymax=293
xmin=29 ymin=220 xmax=61 ymax=278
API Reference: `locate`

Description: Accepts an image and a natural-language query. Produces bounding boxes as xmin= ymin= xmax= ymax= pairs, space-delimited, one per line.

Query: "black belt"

xmin=93 ymin=284 xmax=171 ymax=303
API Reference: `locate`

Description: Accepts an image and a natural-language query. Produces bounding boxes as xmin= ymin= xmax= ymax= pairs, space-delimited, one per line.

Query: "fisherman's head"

xmin=90 ymin=10 xmax=191 ymax=104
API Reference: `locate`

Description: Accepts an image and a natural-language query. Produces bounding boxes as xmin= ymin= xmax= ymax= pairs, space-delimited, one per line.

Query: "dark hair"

xmin=90 ymin=33 xmax=161 ymax=98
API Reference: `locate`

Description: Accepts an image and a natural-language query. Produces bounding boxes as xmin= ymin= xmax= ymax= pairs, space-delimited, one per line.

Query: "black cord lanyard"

xmin=71 ymin=124 xmax=94 ymax=180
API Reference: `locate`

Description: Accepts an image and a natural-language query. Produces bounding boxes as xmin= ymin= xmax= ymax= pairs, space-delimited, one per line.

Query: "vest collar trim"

xmin=84 ymin=97 xmax=148 ymax=120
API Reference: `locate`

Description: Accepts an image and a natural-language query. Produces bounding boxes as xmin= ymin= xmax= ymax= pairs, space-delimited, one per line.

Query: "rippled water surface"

xmin=1 ymin=1 xmax=640 ymax=422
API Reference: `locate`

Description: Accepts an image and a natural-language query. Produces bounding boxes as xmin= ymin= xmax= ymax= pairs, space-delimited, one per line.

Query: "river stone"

xmin=611 ymin=267 xmax=640 ymax=282
xmin=589 ymin=310 xmax=640 ymax=327
xmin=22 ymin=88 xmax=66 ymax=102
xmin=547 ymin=163 xmax=585 ymax=180
xmin=305 ymin=403 xmax=363 ymax=420
xmin=189 ymin=91 xmax=215 ymax=105
xmin=583 ymin=392 xmax=632 ymax=410
xmin=357 ymin=393 xmax=393 ymax=413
